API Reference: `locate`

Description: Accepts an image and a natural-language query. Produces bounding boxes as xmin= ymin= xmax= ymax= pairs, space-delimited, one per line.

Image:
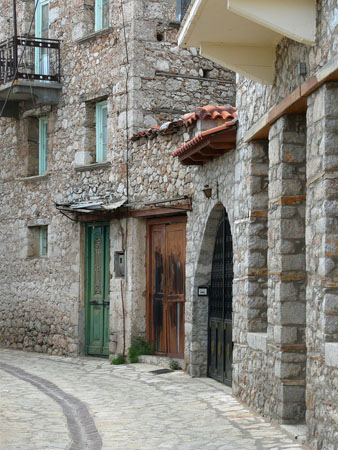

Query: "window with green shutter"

xmin=27 ymin=225 xmax=49 ymax=258
xmin=96 ymin=101 xmax=107 ymax=162
xmin=95 ymin=0 xmax=109 ymax=31
xmin=39 ymin=226 xmax=48 ymax=257
xmin=39 ymin=117 xmax=48 ymax=175
xmin=35 ymin=0 xmax=49 ymax=75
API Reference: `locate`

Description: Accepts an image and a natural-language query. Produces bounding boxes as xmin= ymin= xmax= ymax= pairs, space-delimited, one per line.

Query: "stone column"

xmin=233 ymin=140 xmax=269 ymax=415
xmin=306 ymin=82 xmax=338 ymax=449
xmin=268 ymin=114 xmax=307 ymax=423
xmin=246 ymin=140 xmax=269 ymax=333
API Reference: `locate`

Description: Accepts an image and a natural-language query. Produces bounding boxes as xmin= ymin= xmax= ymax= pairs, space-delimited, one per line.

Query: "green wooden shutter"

xmin=102 ymin=0 xmax=109 ymax=28
xmin=39 ymin=117 xmax=48 ymax=174
xmin=39 ymin=226 xmax=48 ymax=257
xmin=96 ymin=101 xmax=108 ymax=163
xmin=95 ymin=0 xmax=109 ymax=31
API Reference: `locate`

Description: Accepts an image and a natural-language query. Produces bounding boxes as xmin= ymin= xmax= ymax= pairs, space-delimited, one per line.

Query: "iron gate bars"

xmin=0 ymin=36 xmax=60 ymax=84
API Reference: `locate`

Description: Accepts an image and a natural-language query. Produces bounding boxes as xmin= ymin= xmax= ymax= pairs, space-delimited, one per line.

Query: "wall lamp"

xmin=202 ymin=182 xmax=219 ymax=200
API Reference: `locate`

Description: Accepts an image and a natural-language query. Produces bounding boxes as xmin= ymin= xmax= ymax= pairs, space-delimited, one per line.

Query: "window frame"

xmin=38 ymin=116 xmax=48 ymax=175
xmin=95 ymin=100 xmax=108 ymax=163
xmin=95 ymin=0 xmax=109 ymax=32
xmin=35 ymin=0 xmax=50 ymax=74
xmin=39 ymin=226 xmax=48 ymax=258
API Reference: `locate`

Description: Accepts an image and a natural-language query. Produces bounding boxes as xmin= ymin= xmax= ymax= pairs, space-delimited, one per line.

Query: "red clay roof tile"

xmin=172 ymin=110 xmax=237 ymax=165
xmin=132 ymin=105 xmax=237 ymax=140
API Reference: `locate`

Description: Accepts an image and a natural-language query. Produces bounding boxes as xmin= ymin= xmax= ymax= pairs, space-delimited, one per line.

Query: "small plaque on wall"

xmin=198 ymin=286 xmax=208 ymax=296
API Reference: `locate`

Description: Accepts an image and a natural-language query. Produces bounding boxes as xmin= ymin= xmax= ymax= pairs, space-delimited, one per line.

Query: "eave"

xmin=178 ymin=0 xmax=316 ymax=85
xmin=173 ymin=123 xmax=237 ymax=165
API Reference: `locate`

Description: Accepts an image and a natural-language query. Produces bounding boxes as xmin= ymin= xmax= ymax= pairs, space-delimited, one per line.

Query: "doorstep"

xmin=279 ymin=424 xmax=307 ymax=445
xmin=138 ymin=355 xmax=184 ymax=370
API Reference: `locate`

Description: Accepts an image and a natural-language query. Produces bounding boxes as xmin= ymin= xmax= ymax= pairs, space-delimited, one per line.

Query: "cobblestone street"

xmin=0 ymin=349 xmax=307 ymax=450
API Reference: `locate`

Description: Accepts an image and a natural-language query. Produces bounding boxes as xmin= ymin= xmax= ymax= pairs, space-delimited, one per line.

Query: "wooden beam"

xmin=199 ymin=148 xmax=225 ymax=156
xmin=179 ymin=158 xmax=203 ymax=165
xmin=189 ymin=153 xmax=213 ymax=162
xmin=244 ymin=54 xmax=338 ymax=142
xmin=130 ymin=207 xmax=190 ymax=218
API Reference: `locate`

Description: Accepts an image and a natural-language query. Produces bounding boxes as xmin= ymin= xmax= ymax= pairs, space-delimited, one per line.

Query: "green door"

xmin=85 ymin=224 xmax=110 ymax=356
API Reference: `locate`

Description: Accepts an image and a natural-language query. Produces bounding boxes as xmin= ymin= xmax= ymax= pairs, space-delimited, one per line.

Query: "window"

xmin=27 ymin=225 xmax=48 ymax=258
xmin=176 ymin=0 xmax=191 ymax=22
xmin=25 ymin=116 xmax=48 ymax=177
xmin=35 ymin=0 xmax=49 ymax=75
xmin=95 ymin=100 xmax=107 ymax=162
xmin=77 ymin=98 xmax=108 ymax=166
xmin=95 ymin=0 xmax=109 ymax=31
xmin=39 ymin=117 xmax=48 ymax=174
xmin=39 ymin=226 xmax=48 ymax=257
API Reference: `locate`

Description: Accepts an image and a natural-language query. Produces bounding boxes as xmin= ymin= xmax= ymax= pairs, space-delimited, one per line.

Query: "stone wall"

xmin=233 ymin=0 xmax=338 ymax=446
xmin=0 ymin=0 xmax=235 ymax=356
xmin=267 ymin=115 xmax=307 ymax=424
xmin=305 ymin=83 xmax=338 ymax=450
xmin=131 ymin=124 xmax=247 ymax=378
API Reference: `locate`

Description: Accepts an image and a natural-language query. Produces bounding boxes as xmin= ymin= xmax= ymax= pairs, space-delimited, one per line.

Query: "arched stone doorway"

xmin=188 ymin=203 xmax=234 ymax=385
xmin=208 ymin=208 xmax=233 ymax=386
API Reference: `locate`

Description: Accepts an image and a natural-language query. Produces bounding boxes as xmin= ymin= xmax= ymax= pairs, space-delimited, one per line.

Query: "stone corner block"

xmin=247 ymin=332 xmax=267 ymax=353
xmin=325 ymin=342 xmax=338 ymax=368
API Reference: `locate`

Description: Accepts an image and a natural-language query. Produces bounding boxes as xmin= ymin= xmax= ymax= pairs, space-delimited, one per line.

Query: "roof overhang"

xmin=55 ymin=199 xmax=127 ymax=220
xmin=178 ymin=0 xmax=316 ymax=85
xmin=173 ymin=123 xmax=237 ymax=165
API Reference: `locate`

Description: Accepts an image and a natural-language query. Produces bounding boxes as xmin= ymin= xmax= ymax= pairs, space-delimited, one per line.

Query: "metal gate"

xmin=208 ymin=208 xmax=233 ymax=385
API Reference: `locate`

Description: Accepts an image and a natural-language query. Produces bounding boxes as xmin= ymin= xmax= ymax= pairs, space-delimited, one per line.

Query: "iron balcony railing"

xmin=176 ymin=0 xmax=192 ymax=22
xmin=0 ymin=36 xmax=61 ymax=85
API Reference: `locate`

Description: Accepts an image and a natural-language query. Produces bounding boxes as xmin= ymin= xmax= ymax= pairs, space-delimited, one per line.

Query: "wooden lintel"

xmin=244 ymin=54 xmax=338 ymax=143
xmin=130 ymin=206 xmax=190 ymax=218
xmin=77 ymin=212 xmax=115 ymax=222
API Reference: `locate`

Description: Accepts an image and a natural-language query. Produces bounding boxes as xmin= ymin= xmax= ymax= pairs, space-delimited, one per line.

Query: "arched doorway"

xmin=208 ymin=208 xmax=233 ymax=386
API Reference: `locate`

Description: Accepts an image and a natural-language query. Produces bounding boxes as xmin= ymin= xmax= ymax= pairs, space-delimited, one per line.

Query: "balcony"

xmin=0 ymin=36 xmax=62 ymax=117
xmin=178 ymin=0 xmax=316 ymax=84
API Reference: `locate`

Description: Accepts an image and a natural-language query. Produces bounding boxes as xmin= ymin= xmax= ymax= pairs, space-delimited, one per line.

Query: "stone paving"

xmin=0 ymin=349 xmax=308 ymax=450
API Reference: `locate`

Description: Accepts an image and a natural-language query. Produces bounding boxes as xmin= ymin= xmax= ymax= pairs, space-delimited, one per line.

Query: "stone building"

xmin=0 ymin=0 xmax=234 ymax=360
xmin=160 ymin=1 xmax=337 ymax=449
xmin=1 ymin=0 xmax=338 ymax=449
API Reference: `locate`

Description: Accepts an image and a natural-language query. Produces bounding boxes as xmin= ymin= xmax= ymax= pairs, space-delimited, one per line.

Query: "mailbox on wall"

xmin=114 ymin=251 xmax=125 ymax=278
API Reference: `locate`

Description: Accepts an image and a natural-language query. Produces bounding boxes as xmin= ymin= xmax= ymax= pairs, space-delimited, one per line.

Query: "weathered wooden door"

xmin=85 ymin=224 xmax=110 ymax=356
xmin=208 ymin=209 xmax=233 ymax=385
xmin=147 ymin=217 xmax=186 ymax=358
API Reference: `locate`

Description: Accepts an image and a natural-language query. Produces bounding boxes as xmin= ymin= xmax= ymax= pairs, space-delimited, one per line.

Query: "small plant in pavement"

xmin=128 ymin=338 xmax=153 ymax=363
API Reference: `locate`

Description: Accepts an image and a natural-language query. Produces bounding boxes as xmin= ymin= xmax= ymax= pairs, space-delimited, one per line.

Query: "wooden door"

xmin=85 ymin=224 xmax=110 ymax=356
xmin=208 ymin=209 xmax=233 ymax=385
xmin=147 ymin=217 xmax=186 ymax=358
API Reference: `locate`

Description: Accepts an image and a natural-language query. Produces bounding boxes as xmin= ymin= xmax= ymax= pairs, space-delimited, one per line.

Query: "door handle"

xmin=89 ymin=301 xmax=99 ymax=305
